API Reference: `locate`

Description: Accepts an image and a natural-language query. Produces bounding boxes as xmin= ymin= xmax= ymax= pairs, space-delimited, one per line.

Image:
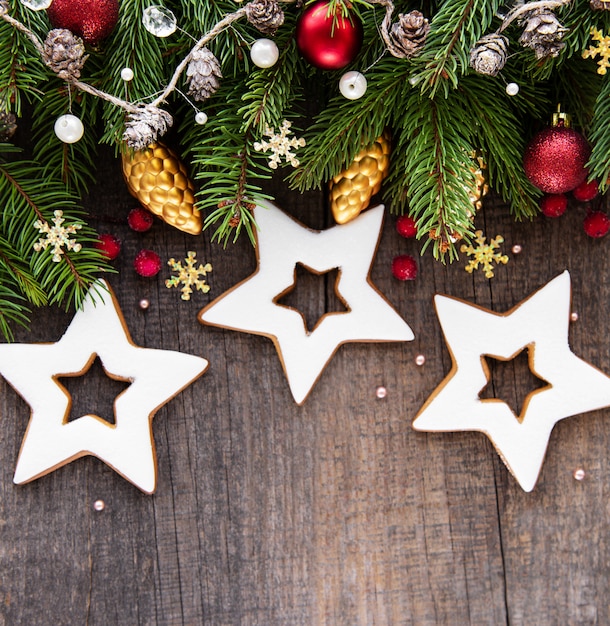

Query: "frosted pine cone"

xmin=0 ymin=0 xmax=9 ymax=15
xmin=123 ymin=105 xmax=173 ymax=151
xmin=245 ymin=0 xmax=284 ymax=35
xmin=387 ymin=11 xmax=430 ymax=59
xmin=469 ymin=34 xmax=509 ymax=76
xmin=186 ymin=48 xmax=222 ymax=102
xmin=42 ymin=29 xmax=88 ymax=81
xmin=0 ymin=111 xmax=17 ymax=142
xmin=518 ymin=9 xmax=567 ymax=59
xmin=590 ymin=0 xmax=610 ymax=9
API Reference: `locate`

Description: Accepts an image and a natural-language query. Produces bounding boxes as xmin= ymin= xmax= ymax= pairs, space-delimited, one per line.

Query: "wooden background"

xmin=1 ymin=140 xmax=609 ymax=625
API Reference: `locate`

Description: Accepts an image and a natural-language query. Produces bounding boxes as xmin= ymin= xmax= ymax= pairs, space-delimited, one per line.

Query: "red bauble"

xmin=572 ymin=179 xmax=599 ymax=202
xmin=47 ymin=0 xmax=119 ymax=44
xmin=540 ymin=193 xmax=567 ymax=218
xmin=128 ymin=207 xmax=154 ymax=233
xmin=391 ymin=255 xmax=418 ymax=281
xmin=134 ymin=249 xmax=162 ymax=277
xmin=396 ymin=215 xmax=418 ymax=238
xmin=523 ymin=126 xmax=591 ymax=194
xmin=95 ymin=233 xmax=121 ymax=260
xmin=295 ymin=0 xmax=363 ymax=70
xmin=583 ymin=211 xmax=610 ymax=238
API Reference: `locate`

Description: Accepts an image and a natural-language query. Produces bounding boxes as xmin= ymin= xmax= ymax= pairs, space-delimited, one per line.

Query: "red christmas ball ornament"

xmin=295 ymin=0 xmax=363 ymax=71
xmin=572 ymin=179 xmax=599 ymax=202
xmin=95 ymin=233 xmax=121 ymax=260
xmin=583 ymin=211 xmax=610 ymax=238
xmin=540 ymin=193 xmax=568 ymax=218
xmin=523 ymin=124 xmax=591 ymax=194
xmin=396 ymin=215 xmax=418 ymax=238
xmin=134 ymin=249 xmax=162 ymax=277
xmin=391 ymin=254 xmax=418 ymax=281
xmin=128 ymin=207 xmax=154 ymax=233
xmin=47 ymin=0 xmax=119 ymax=45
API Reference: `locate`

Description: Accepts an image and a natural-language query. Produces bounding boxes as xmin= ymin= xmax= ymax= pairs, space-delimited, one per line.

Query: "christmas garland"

xmin=1 ymin=0 xmax=610 ymax=340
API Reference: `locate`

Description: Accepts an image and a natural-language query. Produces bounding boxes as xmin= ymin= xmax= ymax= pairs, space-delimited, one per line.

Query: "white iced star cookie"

xmin=413 ymin=271 xmax=610 ymax=492
xmin=199 ymin=201 xmax=414 ymax=405
xmin=0 ymin=279 xmax=208 ymax=493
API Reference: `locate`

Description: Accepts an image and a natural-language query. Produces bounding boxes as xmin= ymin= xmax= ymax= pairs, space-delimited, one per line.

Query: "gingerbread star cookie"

xmin=0 ymin=279 xmax=208 ymax=493
xmin=413 ymin=271 xmax=610 ymax=492
xmin=199 ymin=201 xmax=413 ymax=404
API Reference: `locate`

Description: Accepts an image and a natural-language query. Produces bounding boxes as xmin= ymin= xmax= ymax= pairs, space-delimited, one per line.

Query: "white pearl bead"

xmin=54 ymin=114 xmax=84 ymax=144
xmin=506 ymin=82 xmax=519 ymax=96
xmin=339 ymin=71 xmax=367 ymax=100
xmin=121 ymin=67 xmax=134 ymax=81
xmin=195 ymin=111 xmax=208 ymax=125
xmin=251 ymin=39 xmax=279 ymax=68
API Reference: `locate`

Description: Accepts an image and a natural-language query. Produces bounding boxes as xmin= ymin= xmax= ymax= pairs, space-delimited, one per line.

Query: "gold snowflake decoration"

xmin=253 ymin=120 xmax=306 ymax=169
xmin=583 ymin=27 xmax=610 ymax=75
xmin=460 ymin=230 xmax=508 ymax=279
xmin=165 ymin=251 xmax=212 ymax=300
xmin=33 ymin=209 xmax=82 ymax=262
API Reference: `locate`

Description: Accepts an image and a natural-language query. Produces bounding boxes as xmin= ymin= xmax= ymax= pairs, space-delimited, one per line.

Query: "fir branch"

xmin=587 ymin=76 xmax=610 ymax=189
xmin=289 ymin=57 xmax=404 ymax=191
xmin=411 ymin=0 xmax=502 ymax=97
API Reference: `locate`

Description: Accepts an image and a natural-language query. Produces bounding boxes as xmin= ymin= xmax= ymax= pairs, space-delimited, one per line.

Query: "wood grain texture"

xmin=0 ymin=145 xmax=609 ymax=625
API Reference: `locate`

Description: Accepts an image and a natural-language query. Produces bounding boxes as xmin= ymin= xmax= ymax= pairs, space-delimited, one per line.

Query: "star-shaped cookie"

xmin=413 ymin=271 xmax=610 ymax=492
xmin=199 ymin=202 xmax=413 ymax=404
xmin=0 ymin=280 xmax=207 ymax=493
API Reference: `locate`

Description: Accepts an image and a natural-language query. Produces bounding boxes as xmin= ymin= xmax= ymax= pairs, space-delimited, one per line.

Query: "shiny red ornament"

xmin=47 ymin=0 xmax=119 ymax=45
xmin=295 ymin=0 xmax=363 ymax=70
xmin=523 ymin=126 xmax=591 ymax=194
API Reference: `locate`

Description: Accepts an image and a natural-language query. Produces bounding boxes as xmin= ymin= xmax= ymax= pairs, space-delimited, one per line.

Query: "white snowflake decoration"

xmin=253 ymin=120 xmax=306 ymax=169
xmin=33 ymin=210 xmax=82 ymax=262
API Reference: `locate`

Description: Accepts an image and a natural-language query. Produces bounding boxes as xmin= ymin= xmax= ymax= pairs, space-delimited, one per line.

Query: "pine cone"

xmin=245 ymin=0 xmax=284 ymax=35
xmin=121 ymin=142 xmax=202 ymax=235
xmin=518 ymin=9 xmax=567 ymax=59
xmin=0 ymin=0 xmax=9 ymax=15
xmin=469 ymin=34 xmax=509 ymax=76
xmin=0 ymin=111 xmax=17 ymax=142
xmin=42 ymin=29 xmax=88 ymax=81
xmin=186 ymin=48 xmax=222 ymax=102
xmin=387 ymin=11 xmax=430 ymax=59
xmin=329 ymin=131 xmax=391 ymax=224
xmin=590 ymin=0 xmax=610 ymax=9
xmin=123 ymin=105 xmax=173 ymax=151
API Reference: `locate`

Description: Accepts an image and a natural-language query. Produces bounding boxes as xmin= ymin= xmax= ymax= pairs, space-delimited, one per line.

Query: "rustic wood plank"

xmin=1 ymin=142 xmax=610 ymax=625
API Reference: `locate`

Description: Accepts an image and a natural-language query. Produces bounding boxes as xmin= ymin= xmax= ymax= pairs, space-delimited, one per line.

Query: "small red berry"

xmin=583 ymin=211 xmax=610 ymax=238
xmin=572 ymin=179 xmax=599 ymax=202
xmin=540 ymin=194 xmax=568 ymax=218
xmin=396 ymin=215 xmax=418 ymax=238
xmin=128 ymin=207 xmax=154 ymax=232
xmin=95 ymin=233 xmax=121 ymax=260
xmin=134 ymin=249 xmax=162 ymax=277
xmin=391 ymin=254 xmax=418 ymax=281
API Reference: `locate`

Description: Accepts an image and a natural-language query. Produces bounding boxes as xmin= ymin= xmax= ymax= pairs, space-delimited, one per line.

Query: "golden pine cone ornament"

xmin=329 ymin=131 xmax=391 ymax=224
xmin=121 ymin=142 xmax=202 ymax=235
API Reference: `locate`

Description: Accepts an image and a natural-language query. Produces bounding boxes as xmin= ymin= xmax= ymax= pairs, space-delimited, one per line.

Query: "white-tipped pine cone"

xmin=42 ymin=29 xmax=88 ymax=81
xmin=518 ymin=9 xmax=567 ymax=59
xmin=186 ymin=48 xmax=222 ymax=102
xmin=469 ymin=34 xmax=509 ymax=76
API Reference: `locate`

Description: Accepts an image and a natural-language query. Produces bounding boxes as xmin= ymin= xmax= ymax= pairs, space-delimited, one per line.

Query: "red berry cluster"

xmin=539 ymin=178 xmax=609 ymax=239
xmin=392 ymin=215 xmax=418 ymax=281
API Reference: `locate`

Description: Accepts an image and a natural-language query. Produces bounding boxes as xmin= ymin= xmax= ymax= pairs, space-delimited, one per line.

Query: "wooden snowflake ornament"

xmin=413 ymin=271 xmax=610 ymax=492
xmin=199 ymin=201 xmax=413 ymax=405
xmin=0 ymin=280 xmax=208 ymax=493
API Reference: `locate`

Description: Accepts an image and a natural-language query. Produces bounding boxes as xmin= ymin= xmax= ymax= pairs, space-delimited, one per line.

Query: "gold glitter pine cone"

xmin=329 ymin=130 xmax=391 ymax=224
xmin=121 ymin=142 xmax=202 ymax=235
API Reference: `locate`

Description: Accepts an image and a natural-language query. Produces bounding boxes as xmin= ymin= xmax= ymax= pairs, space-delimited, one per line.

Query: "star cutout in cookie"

xmin=412 ymin=271 xmax=610 ymax=492
xmin=0 ymin=280 xmax=207 ymax=493
xmin=199 ymin=202 xmax=413 ymax=404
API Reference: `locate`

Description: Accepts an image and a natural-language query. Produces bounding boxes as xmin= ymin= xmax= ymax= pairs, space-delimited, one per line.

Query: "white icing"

xmin=413 ymin=271 xmax=610 ymax=492
xmin=0 ymin=279 xmax=208 ymax=494
xmin=199 ymin=202 xmax=414 ymax=404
